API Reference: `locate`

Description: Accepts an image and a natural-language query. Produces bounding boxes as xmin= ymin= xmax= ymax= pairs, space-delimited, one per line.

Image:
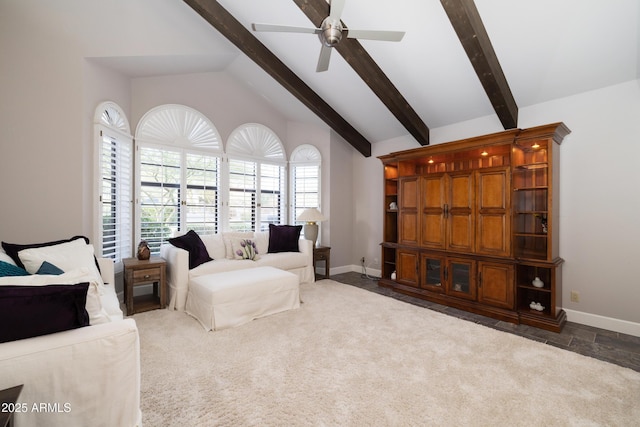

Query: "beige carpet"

xmin=134 ymin=280 xmax=640 ymax=426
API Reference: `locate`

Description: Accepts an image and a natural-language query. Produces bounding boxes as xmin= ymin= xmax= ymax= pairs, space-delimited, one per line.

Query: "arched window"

xmin=289 ymin=144 xmax=322 ymax=239
xmin=135 ymin=104 xmax=222 ymax=253
xmin=94 ymin=101 xmax=133 ymax=263
xmin=226 ymin=124 xmax=286 ymax=232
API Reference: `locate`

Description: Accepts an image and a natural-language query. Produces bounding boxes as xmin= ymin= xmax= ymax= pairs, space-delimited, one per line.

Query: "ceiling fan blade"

xmin=346 ymin=29 xmax=405 ymax=42
xmin=328 ymin=0 xmax=346 ymax=21
xmin=316 ymin=45 xmax=332 ymax=72
xmin=251 ymin=23 xmax=321 ymax=34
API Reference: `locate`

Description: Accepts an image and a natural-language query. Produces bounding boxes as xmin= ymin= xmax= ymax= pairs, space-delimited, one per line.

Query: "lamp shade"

xmin=296 ymin=208 xmax=326 ymax=223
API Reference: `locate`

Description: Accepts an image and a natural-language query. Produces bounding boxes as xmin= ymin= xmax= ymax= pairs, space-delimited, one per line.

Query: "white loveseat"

xmin=161 ymin=230 xmax=315 ymax=311
xmin=0 ymin=239 xmax=141 ymax=427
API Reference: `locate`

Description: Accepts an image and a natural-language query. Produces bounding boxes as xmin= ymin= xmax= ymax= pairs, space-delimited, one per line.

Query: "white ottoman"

xmin=186 ymin=267 xmax=300 ymax=331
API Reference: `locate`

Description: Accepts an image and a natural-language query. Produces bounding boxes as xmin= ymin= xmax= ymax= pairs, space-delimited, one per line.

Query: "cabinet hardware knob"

xmin=144 ymin=275 xmax=150 ymax=279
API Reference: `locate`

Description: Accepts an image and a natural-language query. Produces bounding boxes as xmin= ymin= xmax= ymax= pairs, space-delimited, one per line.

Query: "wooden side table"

xmin=123 ymin=257 xmax=166 ymax=315
xmin=313 ymin=246 xmax=331 ymax=279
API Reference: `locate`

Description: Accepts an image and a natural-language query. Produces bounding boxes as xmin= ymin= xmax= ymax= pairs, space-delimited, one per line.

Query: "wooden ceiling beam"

xmin=441 ymin=0 xmax=518 ymax=129
xmin=293 ymin=0 xmax=430 ymax=146
xmin=183 ymin=0 xmax=372 ymax=157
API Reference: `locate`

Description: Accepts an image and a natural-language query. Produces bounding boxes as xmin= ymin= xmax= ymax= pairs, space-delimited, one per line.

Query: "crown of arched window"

xmin=290 ymin=144 xmax=321 ymax=164
xmin=95 ymin=101 xmax=131 ymax=135
xmin=227 ymin=123 xmax=286 ymax=163
xmin=135 ymin=104 xmax=222 ymax=153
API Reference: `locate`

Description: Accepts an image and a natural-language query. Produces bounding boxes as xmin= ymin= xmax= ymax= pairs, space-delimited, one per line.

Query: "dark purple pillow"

xmin=0 ymin=283 xmax=90 ymax=343
xmin=168 ymin=230 xmax=212 ymax=269
xmin=268 ymin=224 xmax=302 ymax=253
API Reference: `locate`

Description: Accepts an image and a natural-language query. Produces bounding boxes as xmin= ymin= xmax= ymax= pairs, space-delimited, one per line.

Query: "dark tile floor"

xmin=328 ymin=272 xmax=640 ymax=373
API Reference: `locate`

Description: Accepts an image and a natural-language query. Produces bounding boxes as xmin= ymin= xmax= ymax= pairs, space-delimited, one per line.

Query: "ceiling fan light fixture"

xmin=320 ymin=17 xmax=343 ymax=46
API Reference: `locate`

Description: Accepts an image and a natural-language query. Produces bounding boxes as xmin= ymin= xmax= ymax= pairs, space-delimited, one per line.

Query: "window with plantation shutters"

xmin=138 ymin=147 xmax=181 ymax=253
xmin=185 ymin=153 xmax=220 ymax=235
xmin=226 ymin=124 xmax=286 ymax=232
xmin=290 ymin=144 xmax=322 ymax=228
xmin=228 ymin=159 xmax=257 ymax=231
xmin=95 ymin=102 xmax=133 ymax=263
xmin=135 ymin=105 xmax=223 ymax=255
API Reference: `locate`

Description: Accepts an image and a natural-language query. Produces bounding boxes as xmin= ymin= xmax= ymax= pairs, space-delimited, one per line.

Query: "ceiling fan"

xmin=251 ymin=0 xmax=405 ymax=72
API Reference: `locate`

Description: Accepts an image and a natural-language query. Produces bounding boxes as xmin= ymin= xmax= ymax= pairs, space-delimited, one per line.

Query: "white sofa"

xmin=161 ymin=231 xmax=315 ymax=311
xmin=0 ymin=242 xmax=141 ymax=427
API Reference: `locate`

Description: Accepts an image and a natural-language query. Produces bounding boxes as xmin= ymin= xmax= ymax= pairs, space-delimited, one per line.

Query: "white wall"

xmin=328 ymin=132 xmax=357 ymax=270
xmin=352 ymin=80 xmax=640 ymax=334
xmin=0 ymin=1 xmax=85 ymax=242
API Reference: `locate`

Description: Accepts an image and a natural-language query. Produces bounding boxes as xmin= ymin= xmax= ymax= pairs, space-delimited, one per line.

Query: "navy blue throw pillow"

xmin=168 ymin=230 xmax=212 ymax=269
xmin=267 ymin=224 xmax=302 ymax=253
xmin=0 ymin=283 xmax=90 ymax=343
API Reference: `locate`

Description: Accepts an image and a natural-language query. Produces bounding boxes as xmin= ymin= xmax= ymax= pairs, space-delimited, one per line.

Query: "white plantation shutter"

xmin=99 ymin=131 xmax=133 ymax=261
xmin=228 ymin=159 xmax=257 ymax=232
xmin=185 ymin=153 xmax=220 ymax=235
xmin=138 ymin=146 xmax=181 ymax=253
xmin=259 ymin=163 xmax=285 ymax=230
xmin=95 ymin=102 xmax=133 ymax=263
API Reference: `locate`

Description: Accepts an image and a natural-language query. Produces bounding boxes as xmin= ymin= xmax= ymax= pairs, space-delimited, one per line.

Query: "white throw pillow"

xmin=17 ymin=238 xmax=104 ymax=286
xmin=200 ymin=233 xmax=227 ymax=260
xmin=0 ymin=249 xmax=15 ymax=265
xmin=253 ymin=231 xmax=269 ymax=256
xmin=0 ymin=268 xmax=111 ymax=325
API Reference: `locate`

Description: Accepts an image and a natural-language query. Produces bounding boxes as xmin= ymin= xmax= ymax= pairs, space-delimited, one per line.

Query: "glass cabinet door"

xmin=421 ymin=254 xmax=444 ymax=292
xmin=447 ymin=258 xmax=476 ymax=300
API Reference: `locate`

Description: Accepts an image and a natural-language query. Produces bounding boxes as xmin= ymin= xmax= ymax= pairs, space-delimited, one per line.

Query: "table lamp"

xmin=297 ymin=208 xmax=326 ymax=247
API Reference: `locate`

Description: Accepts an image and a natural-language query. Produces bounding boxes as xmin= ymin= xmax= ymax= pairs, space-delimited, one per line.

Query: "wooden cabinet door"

xmin=420 ymin=175 xmax=446 ymax=249
xmin=476 ymin=168 xmax=511 ymax=257
xmin=447 ymin=172 xmax=475 ymax=252
xmin=478 ymin=261 xmax=514 ymax=309
xmin=397 ymin=249 xmax=420 ymax=287
xmin=398 ymin=177 xmax=419 ymax=246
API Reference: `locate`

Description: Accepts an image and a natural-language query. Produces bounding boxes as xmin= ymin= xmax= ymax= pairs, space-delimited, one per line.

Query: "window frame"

xmin=289 ymin=144 xmax=322 ymax=241
xmin=134 ymin=105 xmax=223 ymax=254
xmin=224 ymin=123 xmax=287 ymax=233
xmin=93 ymin=102 xmax=133 ymax=265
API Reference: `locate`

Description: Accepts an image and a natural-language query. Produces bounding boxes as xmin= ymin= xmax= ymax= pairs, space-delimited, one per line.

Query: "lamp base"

xmin=303 ymin=223 xmax=319 ymax=247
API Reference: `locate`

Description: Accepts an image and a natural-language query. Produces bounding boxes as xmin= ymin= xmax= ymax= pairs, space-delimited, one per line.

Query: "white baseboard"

xmin=321 ymin=264 xmax=381 ymax=278
xmin=326 ymin=266 xmax=640 ymax=337
xmin=564 ymin=309 xmax=640 ymax=337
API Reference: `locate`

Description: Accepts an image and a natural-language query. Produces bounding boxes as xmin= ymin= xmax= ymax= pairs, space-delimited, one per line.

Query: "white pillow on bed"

xmin=0 ymin=268 xmax=111 ymax=325
xmin=17 ymin=238 xmax=103 ymax=285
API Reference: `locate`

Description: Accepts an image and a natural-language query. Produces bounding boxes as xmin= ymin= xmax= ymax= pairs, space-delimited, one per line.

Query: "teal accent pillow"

xmin=0 ymin=260 xmax=29 ymax=277
xmin=36 ymin=261 xmax=64 ymax=275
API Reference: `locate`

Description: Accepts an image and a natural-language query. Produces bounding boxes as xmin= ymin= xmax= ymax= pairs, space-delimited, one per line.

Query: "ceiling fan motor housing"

xmin=320 ymin=17 xmax=343 ymax=47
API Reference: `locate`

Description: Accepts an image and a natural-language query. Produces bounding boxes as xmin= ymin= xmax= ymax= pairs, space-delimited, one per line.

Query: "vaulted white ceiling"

xmin=88 ymin=0 xmax=640 ymax=145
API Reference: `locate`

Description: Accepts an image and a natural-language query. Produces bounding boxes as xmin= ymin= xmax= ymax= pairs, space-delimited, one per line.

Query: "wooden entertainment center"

xmin=378 ymin=123 xmax=570 ymax=332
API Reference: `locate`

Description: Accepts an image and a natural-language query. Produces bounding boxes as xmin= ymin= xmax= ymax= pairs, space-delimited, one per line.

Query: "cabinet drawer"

xmin=132 ymin=268 xmax=161 ymax=282
xmin=315 ymin=253 xmax=327 ymax=261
